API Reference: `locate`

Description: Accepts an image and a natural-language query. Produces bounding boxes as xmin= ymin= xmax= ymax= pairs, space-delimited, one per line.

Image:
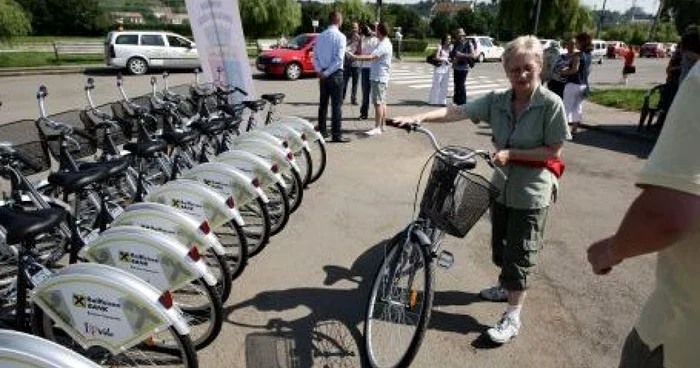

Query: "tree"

xmin=662 ymin=0 xmax=700 ymax=34
xmin=454 ymin=3 xmax=497 ymax=36
xmin=497 ymin=0 xmax=593 ymax=39
xmin=0 ymin=0 xmax=31 ymax=40
xmin=430 ymin=13 xmax=458 ymax=39
xmin=382 ymin=4 xmax=427 ymax=38
xmin=15 ymin=0 xmax=109 ymax=36
xmin=240 ymin=0 xmax=301 ymax=38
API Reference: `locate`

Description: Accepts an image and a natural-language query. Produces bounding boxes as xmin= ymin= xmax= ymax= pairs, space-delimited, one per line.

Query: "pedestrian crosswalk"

xmin=389 ymin=63 xmax=509 ymax=97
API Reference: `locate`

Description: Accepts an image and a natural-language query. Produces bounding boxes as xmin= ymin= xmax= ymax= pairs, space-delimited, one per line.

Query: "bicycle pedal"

xmin=437 ymin=251 xmax=454 ymax=269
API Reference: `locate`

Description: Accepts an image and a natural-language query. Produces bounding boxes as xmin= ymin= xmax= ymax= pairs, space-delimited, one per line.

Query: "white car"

xmin=105 ymin=31 xmax=200 ymax=75
xmin=467 ymin=36 xmax=504 ymax=62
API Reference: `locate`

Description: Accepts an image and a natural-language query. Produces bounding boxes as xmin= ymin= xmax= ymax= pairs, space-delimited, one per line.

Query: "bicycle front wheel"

xmin=364 ymin=234 xmax=434 ymax=368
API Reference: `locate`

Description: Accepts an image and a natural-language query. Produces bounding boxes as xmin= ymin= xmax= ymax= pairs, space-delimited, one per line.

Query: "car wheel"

xmin=285 ymin=63 xmax=302 ymax=80
xmin=477 ymin=53 xmax=485 ymax=63
xmin=127 ymin=57 xmax=148 ymax=75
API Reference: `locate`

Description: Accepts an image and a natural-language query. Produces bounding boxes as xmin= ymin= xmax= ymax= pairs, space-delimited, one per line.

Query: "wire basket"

xmin=35 ymin=113 xmax=97 ymax=161
xmin=0 ymin=120 xmax=51 ymax=176
xmin=79 ymin=105 xmax=129 ymax=148
xmin=419 ymin=153 xmax=500 ymax=238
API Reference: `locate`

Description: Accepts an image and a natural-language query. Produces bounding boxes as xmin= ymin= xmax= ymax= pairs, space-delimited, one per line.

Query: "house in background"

xmin=110 ymin=11 xmax=145 ymax=24
xmin=431 ymin=0 xmax=472 ymax=16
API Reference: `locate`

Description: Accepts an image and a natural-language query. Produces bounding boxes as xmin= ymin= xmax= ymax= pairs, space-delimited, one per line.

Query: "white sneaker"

xmin=364 ymin=128 xmax=381 ymax=136
xmin=479 ymin=284 xmax=508 ymax=302
xmin=487 ymin=314 xmax=521 ymax=344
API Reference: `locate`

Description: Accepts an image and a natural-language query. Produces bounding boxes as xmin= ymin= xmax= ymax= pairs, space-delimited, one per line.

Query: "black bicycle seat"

xmin=243 ymin=99 xmax=267 ymax=112
xmin=123 ymin=139 xmax=167 ymax=158
xmin=47 ymin=167 xmax=110 ymax=193
xmin=77 ymin=156 xmax=130 ymax=177
xmin=162 ymin=129 xmax=199 ymax=146
xmin=0 ymin=207 xmax=65 ymax=244
xmin=260 ymin=93 xmax=285 ymax=105
xmin=220 ymin=104 xmax=246 ymax=120
xmin=191 ymin=119 xmax=227 ymax=136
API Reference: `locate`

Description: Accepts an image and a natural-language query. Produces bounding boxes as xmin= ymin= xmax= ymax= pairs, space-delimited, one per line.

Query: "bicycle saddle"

xmin=0 ymin=207 xmax=65 ymax=244
xmin=242 ymin=99 xmax=267 ymax=112
xmin=162 ymin=129 xmax=199 ymax=147
xmin=77 ymin=156 xmax=130 ymax=177
xmin=47 ymin=167 xmax=110 ymax=193
xmin=260 ymin=93 xmax=285 ymax=105
xmin=190 ymin=118 xmax=228 ymax=136
xmin=123 ymin=139 xmax=167 ymax=158
xmin=220 ymin=104 xmax=246 ymax=120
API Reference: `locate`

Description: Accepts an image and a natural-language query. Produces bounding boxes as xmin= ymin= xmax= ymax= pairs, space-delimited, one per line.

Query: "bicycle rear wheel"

xmin=239 ymin=197 xmax=271 ymax=257
xmin=307 ymin=139 xmax=326 ymax=184
xmin=266 ymin=182 xmax=291 ymax=236
xmin=294 ymin=147 xmax=313 ymax=187
xmin=214 ymin=220 xmax=249 ymax=280
xmin=173 ymin=277 xmax=223 ymax=351
xmin=364 ymin=233 xmax=434 ymax=368
xmin=33 ymin=307 xmax=199 ymax=367
xmin=281 ymin=168 xmax=304 ymax=213
xmin=203 ymin=248 xmax=232 ymax=304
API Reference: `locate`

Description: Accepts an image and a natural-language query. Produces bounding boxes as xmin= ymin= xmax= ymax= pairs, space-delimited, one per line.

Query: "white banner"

xmin=185 ymin=0 xmax=255 ymax=101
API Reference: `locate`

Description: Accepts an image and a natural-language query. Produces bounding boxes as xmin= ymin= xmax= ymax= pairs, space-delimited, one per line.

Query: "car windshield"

xmin=285 ymin=35 xmax=311 ymax=50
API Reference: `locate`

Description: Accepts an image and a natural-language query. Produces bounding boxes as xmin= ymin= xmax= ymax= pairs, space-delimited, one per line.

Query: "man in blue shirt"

xmin=314 ymin=11 xmax=350 ymax=143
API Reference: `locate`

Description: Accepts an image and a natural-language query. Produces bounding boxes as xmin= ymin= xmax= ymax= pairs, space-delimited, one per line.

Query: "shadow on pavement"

xmin=573 ymin=127 xmax=655 ymax=158
xmin=83 ymin=67 xmax=197 ymax=77
xmin=227 ymin=233 xmax=496 ymax=367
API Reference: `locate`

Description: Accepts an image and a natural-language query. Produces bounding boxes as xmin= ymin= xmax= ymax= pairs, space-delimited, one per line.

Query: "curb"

xmin=580 ymin=123 xmax=657 ymax=143
xmin=0 ymin=65 xmax=103 ymax=77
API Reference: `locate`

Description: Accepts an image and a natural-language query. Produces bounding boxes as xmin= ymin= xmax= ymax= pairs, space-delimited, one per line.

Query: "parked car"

xmin=539 ymin=39 xmax=567 ymax=55
xmin=256 ymin=34 xmax=318 ymax=80
xmin=641 ymin=42 xmax=666 ymax=58
xmin=665 ymin=42 xmax=677 ymax=57
xmin=590 ymin=39 xmax=607 ymax=63
xmin=105 ymin=31 xmax=200 ymax=75
xmin=606 ymin=41 xmax=628 ymax=58
xmin=466 ymin=36 xmax=504 ymax=62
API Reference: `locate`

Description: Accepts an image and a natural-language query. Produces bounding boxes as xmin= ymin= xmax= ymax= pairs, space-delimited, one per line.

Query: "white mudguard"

xmin=215 ymin=150 xmax=286 ymax=190
xmin=231 ymin=137 xmax=301 ymax=176
xmin=112 ymin=202 xmax=227 ymax=257
xmin=183 ymin=162 xmax=268 ymax=206
xmin=273 ymin=115 xmax=325 ymax=143
xmin=145 ymin=179 xmax=244 ymax=229
xmin=80 ymin=226 xmax=217 ymax=289
xmin=235 ymin=130 xmax=285 ymax=149
xmin=0 ymin=330 xmax=102 ymax=368
xmin=32 ymin=263 xmax=190 ymax=355
xmin=261 ymin=124 xmax=309 ymax=153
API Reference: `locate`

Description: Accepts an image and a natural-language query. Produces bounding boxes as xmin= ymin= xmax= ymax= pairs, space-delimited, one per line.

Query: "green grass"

xmin=0 ymin=36 xmax=102 ymax=47
xmin=0 ymin=52 xmax=103 ymax=68
xmin=588 ymin=88 xmax=657 ymax=112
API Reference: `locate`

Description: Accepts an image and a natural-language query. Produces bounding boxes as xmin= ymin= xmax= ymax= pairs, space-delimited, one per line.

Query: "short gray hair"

xmin=502 ymin=35 xmax=544 ymax=67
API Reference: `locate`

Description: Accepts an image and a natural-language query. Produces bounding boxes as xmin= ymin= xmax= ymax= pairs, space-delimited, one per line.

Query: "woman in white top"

xmin=429 ymin=35 xmax=452 ymax=105
xmin=359 ymin=24 xmax=379 ymax=120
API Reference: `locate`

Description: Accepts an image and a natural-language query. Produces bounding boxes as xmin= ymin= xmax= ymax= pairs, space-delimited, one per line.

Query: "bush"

xmin=392 ymin=38 xmax=427 ymax=52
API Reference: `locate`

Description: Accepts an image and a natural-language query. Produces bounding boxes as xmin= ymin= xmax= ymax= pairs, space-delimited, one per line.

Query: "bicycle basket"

xmin=36 ymin=112 xmax=97 ymax=161
xmin=0 ymin=119 xmax=51 ymax=176
xmin=419 ymin=153 xmax=500 ymax=238
xmin=79 ymin=106 xmax=129 ymax=148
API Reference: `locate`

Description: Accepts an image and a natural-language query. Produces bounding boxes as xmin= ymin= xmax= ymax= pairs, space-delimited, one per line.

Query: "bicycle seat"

xmin=243 ymin=99 xmax=267 ymax=112
xmin=123 ymin=139 xmax=167 ymax=158
xmin=220 ymin=104 xmax=246 ymax=120
xmin=77 ymin=156 xmax=130 ymax=177
xmin=162 ymin=129 xmax=199 ymax=146
xmin=0 ymin=207 xmax=65 ymax=244
xmin=191 ymin=118 xmax=227 ymax=136
xmin=47 ymin=167 xmax=110 ymax=193
xmin=260 ymin=93 xmax=285 ymax=105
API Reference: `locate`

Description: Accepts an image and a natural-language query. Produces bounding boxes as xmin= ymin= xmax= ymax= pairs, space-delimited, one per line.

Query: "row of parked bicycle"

xmin=0 ymin=69 xmax=327 ymax=367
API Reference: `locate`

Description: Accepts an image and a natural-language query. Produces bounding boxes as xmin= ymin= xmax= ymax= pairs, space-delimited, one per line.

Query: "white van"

xmin=466 ymin=36 xmax=504 ymax=62
xmin=591 ymin=39 xmax=607 ymax=63
xmin=105 ymin=31 xmax=200 ymax=75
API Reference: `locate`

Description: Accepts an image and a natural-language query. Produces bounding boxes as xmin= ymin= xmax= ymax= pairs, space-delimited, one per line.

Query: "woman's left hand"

xmin=493 ymin=150 xmax=510 ymax=166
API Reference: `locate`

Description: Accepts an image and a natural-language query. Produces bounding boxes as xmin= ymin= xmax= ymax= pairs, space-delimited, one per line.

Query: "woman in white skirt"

xmin=561 ymin=33 xmax=593 ymax=138
xmin=428 ymin=35 xmax=452 ymax=105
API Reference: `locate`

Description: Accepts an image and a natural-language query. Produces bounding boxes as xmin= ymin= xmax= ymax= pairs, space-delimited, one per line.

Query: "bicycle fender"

xmin=273 ymin=115 xmax=325 ymax=143
xmin=230 ymin=138 xmax=300 ymax=176
xmin=183 ymin=162 xmax=268 ymax=206
xmin=146 ymin=179 xmax=245 ymax=229
xmin=32 ymin=263 xmax=190 ymax=354
xmin=0 ymin=330 xmax=102 ymax=368
xmin=114 ymin=202 xmax=228 ymax=257
xmin=262 ymin=124 xmax=309 ymax=152
xmin=235 ymin=130 xmax=285 ymax=149
xmin=80 ymin=226 xmax=217 ymax=289
xmin=215 ymin=150 xmax=286 ymax=190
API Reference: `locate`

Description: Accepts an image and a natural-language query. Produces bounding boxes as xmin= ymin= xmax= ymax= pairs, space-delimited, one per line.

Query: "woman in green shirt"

xmin=392 ymin=35 xmax=570 ymax=344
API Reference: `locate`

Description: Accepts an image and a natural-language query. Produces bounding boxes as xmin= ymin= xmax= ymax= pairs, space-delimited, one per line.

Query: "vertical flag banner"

xmin=185 ymin=0 xmax=255 ymax=101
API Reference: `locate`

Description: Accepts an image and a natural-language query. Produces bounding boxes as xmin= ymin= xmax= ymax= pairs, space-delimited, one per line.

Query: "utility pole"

xmin=534 ymin=0 xmax=542 ymax=36
xmin=597 ymin=0 xmax=607 ymax=39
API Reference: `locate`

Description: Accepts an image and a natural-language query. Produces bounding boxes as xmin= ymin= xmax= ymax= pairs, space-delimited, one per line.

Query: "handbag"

xmin=510 ymin=158 xmax=565 ymax=178
xmin=425 ymin=54 xmax=441 ymax=67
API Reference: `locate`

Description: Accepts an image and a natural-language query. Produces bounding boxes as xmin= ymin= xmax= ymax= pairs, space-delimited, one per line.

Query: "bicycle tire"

xmin=174 ymin=276 xmax=223 ymax=351
xmin=214 ymin=220 xmax=249 ymax=280
xmin=33 ymin=307 xmax=199 ymax=368
xmin=267 ymin=182 xmax=291 ymax=236
xmin=281 ymin=168 xmax=304 ymax=213
xmin=308 ymin=139 xmax=327 ymax=184
xmin=364 ymin=232 xmax=434 ymax=368
xmin=240 ymin=197 xmax=272 ymax=257
xmin=204 ymin=248 xmax=232 ymax=304
xmin=294 ymin=147 xmax=313 ymax=187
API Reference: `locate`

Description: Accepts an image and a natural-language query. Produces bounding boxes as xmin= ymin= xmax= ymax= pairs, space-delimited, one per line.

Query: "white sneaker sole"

xmin=487 ymin=330 xmax=518 ymax=344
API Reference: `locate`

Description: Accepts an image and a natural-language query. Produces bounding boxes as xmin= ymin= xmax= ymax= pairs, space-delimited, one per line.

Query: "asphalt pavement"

xmin=0 ymin=61 xmax=662 ymax=368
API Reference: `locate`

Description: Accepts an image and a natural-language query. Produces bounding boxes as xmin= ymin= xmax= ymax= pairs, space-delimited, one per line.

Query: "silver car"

xmin=105 ymin=31 xmax=200 ymax=75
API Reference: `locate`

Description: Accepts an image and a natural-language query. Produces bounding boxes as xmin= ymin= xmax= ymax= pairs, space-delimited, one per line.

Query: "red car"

xmin=256 ymin=34 xmax=318 ymax=80
xmin=640 ymin=42 xmax=666 ymax=58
